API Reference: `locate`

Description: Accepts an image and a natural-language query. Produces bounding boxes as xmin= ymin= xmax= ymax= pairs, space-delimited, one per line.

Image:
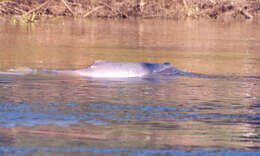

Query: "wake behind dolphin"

xmin=0 ymin=60 xmax=213 ymax=78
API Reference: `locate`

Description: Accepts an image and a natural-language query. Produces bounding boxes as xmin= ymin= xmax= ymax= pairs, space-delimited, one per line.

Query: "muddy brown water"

xmin=0 ymin=18 xmax=260 ymax=155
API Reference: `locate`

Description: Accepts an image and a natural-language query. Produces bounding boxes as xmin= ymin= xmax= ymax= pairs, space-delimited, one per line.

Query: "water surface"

xmin=0 ymin=18 xmax=260 ymax=155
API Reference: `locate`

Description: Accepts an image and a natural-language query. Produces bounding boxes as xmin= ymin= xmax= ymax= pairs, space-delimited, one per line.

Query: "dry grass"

xmin=0 ymin=0 xmax=259 ymax=21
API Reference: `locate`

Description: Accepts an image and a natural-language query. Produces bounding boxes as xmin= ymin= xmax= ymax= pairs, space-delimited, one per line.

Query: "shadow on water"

xmin=0 ymin=146 xmax=259 ymax=156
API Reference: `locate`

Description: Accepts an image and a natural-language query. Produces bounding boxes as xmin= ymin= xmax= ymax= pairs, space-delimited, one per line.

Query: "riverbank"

xmin=0 ymin=0 xmax=260 ymax=22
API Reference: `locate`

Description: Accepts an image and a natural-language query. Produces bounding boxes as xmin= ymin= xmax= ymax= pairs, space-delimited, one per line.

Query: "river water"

xmin=0 ymin=18 xmax=259 ymax=155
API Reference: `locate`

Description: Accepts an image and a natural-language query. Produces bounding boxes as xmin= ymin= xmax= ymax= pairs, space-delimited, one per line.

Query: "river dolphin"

xmin=72 ymin=60 xmax=181 ymax=78
xmin=1 ymin=60 xmax=182 ymax=78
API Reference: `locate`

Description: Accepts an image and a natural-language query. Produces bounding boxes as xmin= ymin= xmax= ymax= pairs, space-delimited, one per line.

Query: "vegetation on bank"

xmin=0 ymin=0 xmax=260 ymax=22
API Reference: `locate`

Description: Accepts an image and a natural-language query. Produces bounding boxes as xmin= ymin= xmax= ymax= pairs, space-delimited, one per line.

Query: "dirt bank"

xmin=0 ymin=0 xmax=260 ymax=22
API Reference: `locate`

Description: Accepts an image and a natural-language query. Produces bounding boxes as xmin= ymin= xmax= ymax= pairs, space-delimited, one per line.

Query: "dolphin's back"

xmin=76 ymin=60 xmax=174 ymax=78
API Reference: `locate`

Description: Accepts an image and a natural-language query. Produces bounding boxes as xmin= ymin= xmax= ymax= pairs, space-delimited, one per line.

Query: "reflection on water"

xmin=1 ymin=18 xmax=260 ymax=75
xmin=0 ymin=18 xmax=260 ymax=155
